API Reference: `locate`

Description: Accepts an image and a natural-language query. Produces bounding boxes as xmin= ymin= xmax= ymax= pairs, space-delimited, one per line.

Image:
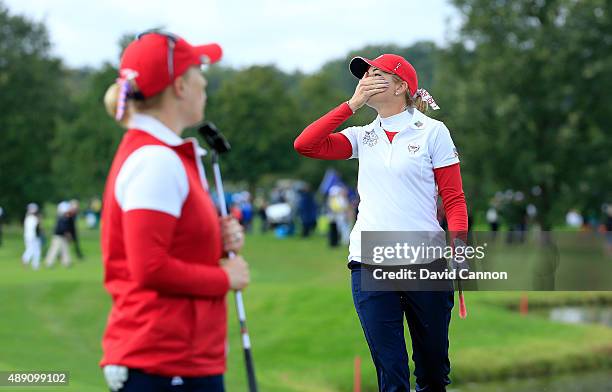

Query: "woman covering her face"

xmin=295 ymin=54 xmax=468 ymax=392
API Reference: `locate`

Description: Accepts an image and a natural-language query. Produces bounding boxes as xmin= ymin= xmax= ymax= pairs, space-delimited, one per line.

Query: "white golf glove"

xmin=103 ymin=365 xmax=128 ymax=391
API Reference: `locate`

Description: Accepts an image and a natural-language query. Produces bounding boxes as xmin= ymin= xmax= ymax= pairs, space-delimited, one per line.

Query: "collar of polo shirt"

xmin=375 ymin=108 xmax=427 ymax=137
xmin=408 ymin=109 xmax=427 ymax=130
xmin=129 ymin=113 xmax=207 ymax=156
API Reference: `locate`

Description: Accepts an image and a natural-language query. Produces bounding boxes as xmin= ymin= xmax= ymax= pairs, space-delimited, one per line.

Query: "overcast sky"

xmin=4 ymin=0 xmax=460 ymax=73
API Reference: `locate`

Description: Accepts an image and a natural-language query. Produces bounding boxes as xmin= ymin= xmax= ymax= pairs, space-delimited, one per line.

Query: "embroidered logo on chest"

xmin=363 ymin=130 xmax=379 ymax=147
xmin=407 ymin=143 xmax=420 ymax=154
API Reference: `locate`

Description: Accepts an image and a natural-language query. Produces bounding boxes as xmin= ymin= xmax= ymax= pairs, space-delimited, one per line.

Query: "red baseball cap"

xmin=119 ymin=32 xmax=222 ymax=98
xmin=349 ymin=54 xmax=418 ymax=97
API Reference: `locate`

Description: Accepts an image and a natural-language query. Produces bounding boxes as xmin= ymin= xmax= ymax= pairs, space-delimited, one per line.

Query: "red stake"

xmin=458 ymin=280 xmax=467 ymax=319
xmin=459 ymin=292 xmax=467 ymax=319
xmin=354 ymin=356 xmax=361 ymax=392
xmin=520 ymin=293 xmax=529 ymax=315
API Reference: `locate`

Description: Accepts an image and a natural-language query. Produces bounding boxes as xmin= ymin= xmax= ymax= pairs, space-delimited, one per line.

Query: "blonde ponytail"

xmin=409 ymin=94 xmax=429 ymax=113
xmin=104 ymin=79 xmax=168 ymax=129
xmin=392 ymin=74 xmax=432 ymax=113
xmin=104 ymin=82 xmax=133 ymax=128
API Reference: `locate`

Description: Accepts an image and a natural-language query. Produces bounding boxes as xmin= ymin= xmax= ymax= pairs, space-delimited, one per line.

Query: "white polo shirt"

xmin=340 ymin=107 xmax=459 ymax=262
xmin=114 ymin=113 xmax=208 ymax=218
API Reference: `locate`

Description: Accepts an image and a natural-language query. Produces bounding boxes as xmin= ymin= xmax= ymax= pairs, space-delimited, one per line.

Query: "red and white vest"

xmin=100 ymin=114 xmax=227 ymax=376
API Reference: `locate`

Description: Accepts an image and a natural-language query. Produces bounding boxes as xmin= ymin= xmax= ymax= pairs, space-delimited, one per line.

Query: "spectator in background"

xmin=565 ymin=208 xmax=584 ymax=229
xmin=85 ymin=197 xmax=102 ymax=229
xmin=526 ymin=203 xmax=537 ymax=222
xmin=66 ymin=199 xmax=84 ymax=260
xmin=22 ymin=203 xmax=42 ymax=270
xmin=298 ymin=186 xmax=318 ymax=238
xmin=45 ymin=201 xmax=72 ymax=268
xmin=92 ymin=197 xmax=102 ymax=228
xmin=327 ymin=185 xmax=351 ymax=245
xmin=85 ymin=209 xmax=97 ymax=229
xmin=604 ymin=204 xmax=612 ymax=256
xmin=504 ymin=191 xmax=528 ymax=244
xmin=254 ymin=195 xmax=268 ymax=233
xmin=239 ymin=192 xmax=254 ymax=233
xmin=486 ymin=205 xmax=499 ymax=240
xmin=265 ymin=200 xmax=294 ymax=238
xmin=230 ymin=202 xmax=243 ymax=222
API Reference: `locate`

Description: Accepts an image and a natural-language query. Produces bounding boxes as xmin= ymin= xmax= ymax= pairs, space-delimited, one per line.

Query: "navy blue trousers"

xmin=350 ymin=263 xmax=454 ymax=392
xmin=118 ymin=369 xmax=224 ymax=392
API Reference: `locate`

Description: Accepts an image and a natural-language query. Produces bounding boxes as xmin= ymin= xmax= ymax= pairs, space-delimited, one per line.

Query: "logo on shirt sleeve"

xmin=363 ymin=130 xmax=379 ymax=147
xmin=453 ymin=147 xmax=459 ymax=158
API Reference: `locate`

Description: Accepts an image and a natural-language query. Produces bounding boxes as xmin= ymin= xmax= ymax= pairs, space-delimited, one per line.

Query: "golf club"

xmin=198 ymin=122 xmax=258 ymax=392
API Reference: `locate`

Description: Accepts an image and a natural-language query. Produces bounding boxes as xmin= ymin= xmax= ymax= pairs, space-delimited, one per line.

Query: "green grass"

xmin=1 ymin=224 xmax=612 ymax=391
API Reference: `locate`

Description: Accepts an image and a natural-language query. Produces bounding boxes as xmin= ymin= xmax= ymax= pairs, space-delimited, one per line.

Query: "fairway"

xmin=1 ymin=225 xmax=612 ymax=391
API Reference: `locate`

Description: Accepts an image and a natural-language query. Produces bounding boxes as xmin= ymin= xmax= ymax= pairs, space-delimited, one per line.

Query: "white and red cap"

xmin=119 ymin=32 xmax=222 ymax=98
xmin=349 ymin=54 xmax=439 ymax=110
xmin=113 ymin=32 xmax=222 ymax=121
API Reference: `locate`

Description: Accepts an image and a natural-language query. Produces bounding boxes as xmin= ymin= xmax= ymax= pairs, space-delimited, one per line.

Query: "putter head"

xmin=198 ymin=122 xmax=231 ymax=154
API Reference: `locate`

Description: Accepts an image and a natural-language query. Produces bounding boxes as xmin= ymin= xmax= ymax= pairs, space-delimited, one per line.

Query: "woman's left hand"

xmin=221 ymin=216 xmax=245 ymax=254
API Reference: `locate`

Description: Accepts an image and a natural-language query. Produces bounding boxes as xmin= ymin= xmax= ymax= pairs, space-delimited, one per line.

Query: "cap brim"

xmin=195 ymin=43 xmax=223 ymax=65
xmin=349 ymin=56 xmax=396 ymax=78
xmin=349 ymin=57 xmax=373 ymax=79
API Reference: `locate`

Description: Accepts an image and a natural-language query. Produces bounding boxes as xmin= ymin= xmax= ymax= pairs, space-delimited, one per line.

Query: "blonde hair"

xmin=408 ymin=94 xmax=429 ymax=113
xmin=103 ymin=80 xmax=166 ymax=128
xmin=392 ymin=75 xmax=429 ymax=113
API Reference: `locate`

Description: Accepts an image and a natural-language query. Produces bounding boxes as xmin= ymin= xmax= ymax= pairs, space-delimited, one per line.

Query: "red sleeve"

xmin=294 ymin=102 xmax=354 ymax=160
xmin=123 ymin=209 xmax=230 ymax=297
xmin=434 ymin=163 xmax=468 ymax=241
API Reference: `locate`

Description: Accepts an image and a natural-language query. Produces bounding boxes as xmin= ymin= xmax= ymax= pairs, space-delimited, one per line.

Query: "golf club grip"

xmin=244 ymin=347 xmax=258 ymax=392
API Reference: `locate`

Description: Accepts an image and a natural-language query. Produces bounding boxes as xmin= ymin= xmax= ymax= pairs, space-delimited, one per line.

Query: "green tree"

xmin=204 ymin=65 xmax=303 ymax=188
xmin=50 ymin=33 xmax=139 ymax=200
xmin=290 ymin=71 xmax=357 ymax=187
xmin=440 ymin=0 xmax=612 ymax=228
xmin=0 ymin=2 xmax=69 ymax=220
xmin=50 ymin=64 xmax=123 ymax=200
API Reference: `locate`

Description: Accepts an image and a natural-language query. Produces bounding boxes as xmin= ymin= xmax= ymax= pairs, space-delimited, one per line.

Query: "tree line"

xmin=1 ymin=0 xmax=610 ymax=229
